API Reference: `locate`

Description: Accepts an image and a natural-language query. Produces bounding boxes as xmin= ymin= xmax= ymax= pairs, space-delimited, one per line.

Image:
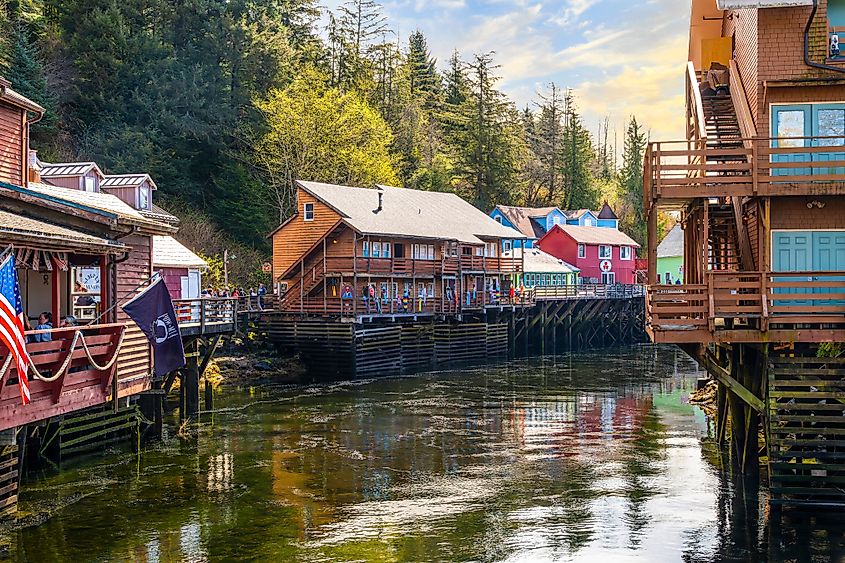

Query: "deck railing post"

xmin=200 ymin=299 xmax=206 ymax=334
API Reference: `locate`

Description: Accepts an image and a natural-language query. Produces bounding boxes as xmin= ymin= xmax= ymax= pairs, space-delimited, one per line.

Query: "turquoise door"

xmin=772 ymin=105 xmax=812 ymax=177
xmin=772 ymin=231 xmax=813 ymax=305
xmin=812 ymin=104 xmax=845 ymax=176
xmin=812 ymin=231 xmax=845 ymax=305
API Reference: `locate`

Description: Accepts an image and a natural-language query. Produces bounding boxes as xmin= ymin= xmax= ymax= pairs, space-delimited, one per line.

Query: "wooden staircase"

xmin=278 ymin=257 xmax=326 ymax=310
xmin=702 ymin=94 xmax=743 ymax=155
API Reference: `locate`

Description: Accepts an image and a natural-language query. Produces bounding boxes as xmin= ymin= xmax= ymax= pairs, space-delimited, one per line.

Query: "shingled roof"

xmin=0 ymin=209 xmax=127 ymax=254
xmin=597 ymin=201 xmax=618 ymax=220
xmin=295 ymin=181 xmax=525 ymax=245
xmin=503 ymin=248 xmax=579 ymax=274
xmin=543 ymin=224 xmax=640 ymax=247
xmin=493 ymin=205 xmax=558 ymax=239
xmin=153 ymin=236 xmax=206 ymax=269
xmin=657 ymin=224 xmax=684 ymax=258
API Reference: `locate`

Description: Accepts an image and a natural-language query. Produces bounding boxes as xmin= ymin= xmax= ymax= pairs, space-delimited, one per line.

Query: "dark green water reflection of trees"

xmin=9 ymin=346 xmax=845 ymax=562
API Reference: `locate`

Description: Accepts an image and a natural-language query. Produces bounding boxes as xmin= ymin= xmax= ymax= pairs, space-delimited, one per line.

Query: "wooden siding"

xmin=103 ymin=185 xmax=138 ymax=208
xmin=44 ymin=176 xmax=81 ymax=190
xmin=724 ymin=7 xmax=759 ymax=125
xmin=271 ymin=188 xmax=342 ymax=280
xmin=115 ymin=233 xmax=153 ymax=396
xmin=771 ymin=197 xmax=845 ymax=230
xmin=0 ymin=101 xmax=23 ymax=187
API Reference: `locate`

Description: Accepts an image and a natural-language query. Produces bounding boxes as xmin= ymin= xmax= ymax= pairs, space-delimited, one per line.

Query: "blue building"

xmin=491 ymin=202 xmax=621 ymax=251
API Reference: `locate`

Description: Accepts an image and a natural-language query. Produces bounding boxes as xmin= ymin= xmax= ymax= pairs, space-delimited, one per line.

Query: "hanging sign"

xmin=262 ymin=262 xmax=272 ymax=273
xmin=600 ymin=260 xmax=612 ymax=273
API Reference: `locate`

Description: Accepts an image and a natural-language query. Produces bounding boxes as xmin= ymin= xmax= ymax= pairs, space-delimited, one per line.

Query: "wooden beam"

xmin=698 ymin=348 xmax=764 ymax=413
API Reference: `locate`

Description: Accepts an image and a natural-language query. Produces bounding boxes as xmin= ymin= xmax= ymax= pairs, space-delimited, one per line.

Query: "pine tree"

xmin=617 ymin=116 xmax=648 ymax=249
xmin=559 ymin=90 xmax=598 ymax=211
xmin=407 ymin=30 xmax=438 ymax=105
xmin=534 ymin=83 xmax=565 ymax=205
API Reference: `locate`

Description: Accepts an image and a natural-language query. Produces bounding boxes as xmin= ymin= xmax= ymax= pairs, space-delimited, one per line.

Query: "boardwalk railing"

xmin=533 ymin=284 xmax=645 ymax=301
xmin=0 ymin=324 xmax=126 ymax=432
xmin=647 ymin=271 xmax=845 ymax=333
xmin=645 ymin=136 xmax=845 ymax=204
xmin=173 ymin=298 xmax=238 ymax=332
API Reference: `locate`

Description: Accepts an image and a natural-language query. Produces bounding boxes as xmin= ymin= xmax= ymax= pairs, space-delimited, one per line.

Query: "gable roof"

xmin=493 ymin=205 xmax=559 ymax=239
xmin=40 ymin=162 xmax=105 ymax=179
xmin=597 ymin=202 xmax=618 ymax=220
xmin=294 ymin=181 xmax=524 ymax=245
xmin=563 ymin=209 xmax=595 ymax=220
xmin=153 ymin=236 xmax=207 ymax=269
xmin=542 ymin=224 xmax=641 ymax=247
xmin=657 ymin=224 xmax=684 ymax=258
xmin=102 ymin=173 xmax=158 ymax=191
xmin=0 ymin=209 xmax=127 ymax=254
xmin=503 ymin=248 xmax=579 ymax=274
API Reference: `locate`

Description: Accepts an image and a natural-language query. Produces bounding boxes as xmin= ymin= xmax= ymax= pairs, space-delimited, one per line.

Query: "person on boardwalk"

xmin=258 ymin=283 xmax=266 ymax=310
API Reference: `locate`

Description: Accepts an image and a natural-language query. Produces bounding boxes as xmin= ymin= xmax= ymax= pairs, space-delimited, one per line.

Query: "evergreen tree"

xmin=559 ymin=90 xmax=598 ymax=211
xmin=407 ymin=30 xmax=438 ymax=104
xmin=534 ymin=83 xmax=564 ymax=205
xmin=617 ymin=116 xmax=648 ymax=249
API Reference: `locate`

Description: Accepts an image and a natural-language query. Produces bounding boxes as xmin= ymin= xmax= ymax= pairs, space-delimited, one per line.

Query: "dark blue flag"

xmin=121 ymin=278 xmax=185 ymax=377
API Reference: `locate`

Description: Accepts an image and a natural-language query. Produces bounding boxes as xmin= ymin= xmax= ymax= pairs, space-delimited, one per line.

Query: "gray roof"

xmin=298 ymin=181 xmax=525 ymax=245
xmin=153 ymin=236 xmax=206 ymax=269
xmin=0 ymin=209 xmax=127 ymax=253
xmin=102 ymin=173 xmax=158 ymax=190
xmin=657 ymin=224 xmax=684 ymax=258
xmin=40 ymin=162 xmax=104 ymax=178
xmin=503 ymin=248 xmax=579 ymax=274
xmin=493 ymin=205 xmax=558 ymax=239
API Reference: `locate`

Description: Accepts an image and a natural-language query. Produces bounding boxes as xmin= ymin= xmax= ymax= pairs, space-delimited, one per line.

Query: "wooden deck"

xmin=173 ymin=297 xmax=238 ymax=337
xmin=646 ymin=271 xmax=845 ymax=343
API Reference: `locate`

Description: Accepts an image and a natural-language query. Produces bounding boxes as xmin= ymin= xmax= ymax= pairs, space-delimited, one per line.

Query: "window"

xmin=495 ymin=215 xmax=503 ymax=224
xmin=542 ymin=274 xmax=549 ymax=286
xmin=484 ymin=242 xmax=497 ymax=257
xmin=372 ymin=242 xmax=381 ymax=258
xmin=829 ymin=1 xmax=845 ymax=59
xmin=138 ymin=185 xmax=150 ymax=210
xmin=599 ymin=245 xmax=612 ymax=259
xmin=503 ymin=240 xmax=512 ymax=252
xmin=601 ymin=272 xmax=616 ymax=285
xmin=362 ymin=241 xmax=370 ymax=257
xmin=552 ymin=216 xmax=561 ymax=225
xmin=383 ymin=243 xmax=391 ymax=258
xmin=84 ymin=176 xmax=96 ymax=192
xmin=412 ymin=244 xmax=435 ymax=260
xmin=462 ymin=247 xmax=472 ymax=256
xmin=577 ymin=244 xmax=586 ymax=258
xmin=584 ymin=217 xmax=594 ymax=226
xmin=620 ymin=246 xmax=632 ymax=260
xmin=475 ymin=247 xmax=483 ymax=257
xmin=394 ymin=243 xmax=405 ymax=258
xmin=303 ymin=202 xmax=314 ymax=221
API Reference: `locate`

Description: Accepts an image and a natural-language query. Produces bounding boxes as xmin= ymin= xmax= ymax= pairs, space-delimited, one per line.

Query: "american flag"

xmin=0 ymin=255 xmax=30 ymax=405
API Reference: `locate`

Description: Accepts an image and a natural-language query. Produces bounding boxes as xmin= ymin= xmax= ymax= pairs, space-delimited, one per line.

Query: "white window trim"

xmin=577 ymin=244 xmax=586 ymax=259
xmin=620 ymin=246 xmax=632 ymax=260
xmin=138 ymin=185 xmax=150 ymax=210
xmin=303 ymin=202 xmax=314 ymax=221
xmin=599 ymin=245 xmax=612 ymax=259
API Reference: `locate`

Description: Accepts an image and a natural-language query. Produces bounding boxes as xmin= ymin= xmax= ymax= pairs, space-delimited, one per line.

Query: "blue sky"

xmin=327 ymin=0 xmax=692 ymax=141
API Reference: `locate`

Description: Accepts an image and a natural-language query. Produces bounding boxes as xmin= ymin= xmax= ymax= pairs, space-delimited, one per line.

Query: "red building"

xmin=537 ymin=224 xmax=640 ymax=285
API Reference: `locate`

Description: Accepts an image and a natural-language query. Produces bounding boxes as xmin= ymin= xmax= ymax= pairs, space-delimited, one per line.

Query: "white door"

xmin=181 ymin=276 xmax=190 ymax=299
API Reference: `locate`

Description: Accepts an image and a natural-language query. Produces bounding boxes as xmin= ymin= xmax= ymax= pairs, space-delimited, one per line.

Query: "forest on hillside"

xmin=0 ymin=0 xmax=655 ymax=285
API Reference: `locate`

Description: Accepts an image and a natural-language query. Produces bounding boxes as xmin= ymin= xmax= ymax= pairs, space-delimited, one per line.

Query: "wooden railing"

xmin=533 ymin=284 xmax=645 ymax=301
xmin=320 ymin=255 xmax=521 ymax=275
xmin=646 ymin=271 xmax=845 ymax=333
xmin=645 ymin=137 xmax=845 ymax=203
xmin=173 ymin=298 xmax=238 ymax=331
xmin=0 ymin=324 xmax=126 ymax=431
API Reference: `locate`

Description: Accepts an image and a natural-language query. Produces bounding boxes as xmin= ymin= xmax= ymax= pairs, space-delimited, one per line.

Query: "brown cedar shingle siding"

xmin=0 ymin=101 xmax=23 ymax=186
xmin=272 ymin=188 xmax=342 ymax=281
xmin=725 ymin=8 xmax=759 ymax=124
xmin=116 ymin=234 xmax=153 ymax=397
xmin=771 ymin=197 xmax=845 ymax=230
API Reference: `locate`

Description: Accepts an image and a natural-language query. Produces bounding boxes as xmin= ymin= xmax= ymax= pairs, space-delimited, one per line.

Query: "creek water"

xmin=6 ymin=345 xmax=845 ymax=562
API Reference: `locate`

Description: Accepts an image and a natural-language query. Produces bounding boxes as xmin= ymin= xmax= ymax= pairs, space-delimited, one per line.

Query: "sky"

xmin=326 ymin=0 xmax=692 ymax=144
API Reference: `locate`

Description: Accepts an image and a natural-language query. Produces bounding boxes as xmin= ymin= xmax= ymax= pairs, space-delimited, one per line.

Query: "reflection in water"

xmin=8 ymin=346 xmax=845 ymax=561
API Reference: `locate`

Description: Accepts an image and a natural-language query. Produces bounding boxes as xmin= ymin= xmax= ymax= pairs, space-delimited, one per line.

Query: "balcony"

xmin=0 ymin=324 xmax=126 ymax=431
xmin=644 ymin=137 xmax=845 ymax=208
xmin=320 ymin=255 xmax=521 ymax=276
xmin=646 ymin=271 xmax=845 ymax=343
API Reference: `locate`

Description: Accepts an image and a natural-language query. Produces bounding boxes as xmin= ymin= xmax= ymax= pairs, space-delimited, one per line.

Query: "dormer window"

xmin=84 ymin=176 xmax=96 ymax=192
xmin=495 ymin=215 xmax=502 ymax=224
xmin=138 ymin=184 xmax=151 ymax=210
xmin=303 ymin=202 xmax=314 ymax=221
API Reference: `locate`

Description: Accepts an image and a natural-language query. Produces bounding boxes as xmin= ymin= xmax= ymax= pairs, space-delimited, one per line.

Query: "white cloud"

xmin=551 ymin=0 xmax=601 ymax=28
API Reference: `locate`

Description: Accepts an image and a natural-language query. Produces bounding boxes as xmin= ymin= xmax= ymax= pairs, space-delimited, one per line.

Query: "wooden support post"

xmin=204 ymin=380 xmax=213 ymax=412
xmin=184 ymin=340 xmax=200 ymax=419
xmin=647 ymin=205 xmax=657 ymax=285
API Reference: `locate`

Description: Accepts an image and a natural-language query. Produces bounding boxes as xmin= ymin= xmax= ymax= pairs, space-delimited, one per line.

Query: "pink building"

xmin=537 ymin=224 xmax=640 ymax=285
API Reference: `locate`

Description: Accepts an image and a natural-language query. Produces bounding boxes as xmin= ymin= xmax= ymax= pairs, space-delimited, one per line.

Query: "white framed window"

xmin=362 ymin=241 xmax=370 ymax=257
xmin=138 ymin=185 xmax=150 ymax=210
xmin=577 ymin=244 xmax=586 ymax=258
xmin=428 ymin=245 xmax=435 ymax=260
xmin=484 ymin=242 xmax=497 ymax=257
xmin=503 ymin=240 xmax=512 ymax=252
xmin=552 ymin=216 xmax=561 ymax=225
xmin=599 ymin=245 xmax=612 ymax=259
xmin=495 ymin=215 xmax=503 ymax=224
xmin=383 ymin=243 xmax=391 ymax=258
xmin=372 ymin=242 xmax=381 ymax=258
xmin=584 ymin=217 xmax=594 ymax=226
xmin=475 ymin=246 xmax=483 ymax=256
xmin=601 ymin=272 xmax=616 ymax=284
xmin=303 ymin=202 xmax=314 ymax=221
xmin=620 ymin=246 xmax=632 ymax=260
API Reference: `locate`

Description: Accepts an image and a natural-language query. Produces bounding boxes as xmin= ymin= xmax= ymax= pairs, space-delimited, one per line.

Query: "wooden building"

xmin=644 ymin=0 xmax=845 ymax=506
xmin=538 ymin=224 xmax=640 ymax=285
xmin=270 ymin=181 xmax=525 ymax=318
xmin=153 ymin=235 xmax=207 ymax=300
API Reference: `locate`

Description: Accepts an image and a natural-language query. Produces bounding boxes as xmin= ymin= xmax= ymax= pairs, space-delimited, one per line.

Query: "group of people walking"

xmin=201 ymin=283 xmax=267 ymax=310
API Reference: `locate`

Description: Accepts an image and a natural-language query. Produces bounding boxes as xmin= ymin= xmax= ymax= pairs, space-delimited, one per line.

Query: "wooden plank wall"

xmin=0 ymin=102 xmax=23 ymax=187
xmin=116 ymin=234 xmax=153 ymax=397
xmin=272 ymin=188 xmax=342 ymax=280
xmin=768 ymin=352 xmax=845 ymax=508
xmin=355 ymin=326 xmax=401 ymax=376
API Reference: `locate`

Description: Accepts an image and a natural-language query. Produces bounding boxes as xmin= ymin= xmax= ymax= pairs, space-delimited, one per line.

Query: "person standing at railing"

xmin=508 ymin=284 xmax=515 ymax=305
xmin=258 ymin=283 xmax=266 ymax=310
xmin=31 ymin=312 xmax=53 ymax=343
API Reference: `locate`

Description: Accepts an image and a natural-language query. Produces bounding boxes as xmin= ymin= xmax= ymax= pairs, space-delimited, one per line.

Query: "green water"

xmin=7 ymin=346 xmax=845 ymax=561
